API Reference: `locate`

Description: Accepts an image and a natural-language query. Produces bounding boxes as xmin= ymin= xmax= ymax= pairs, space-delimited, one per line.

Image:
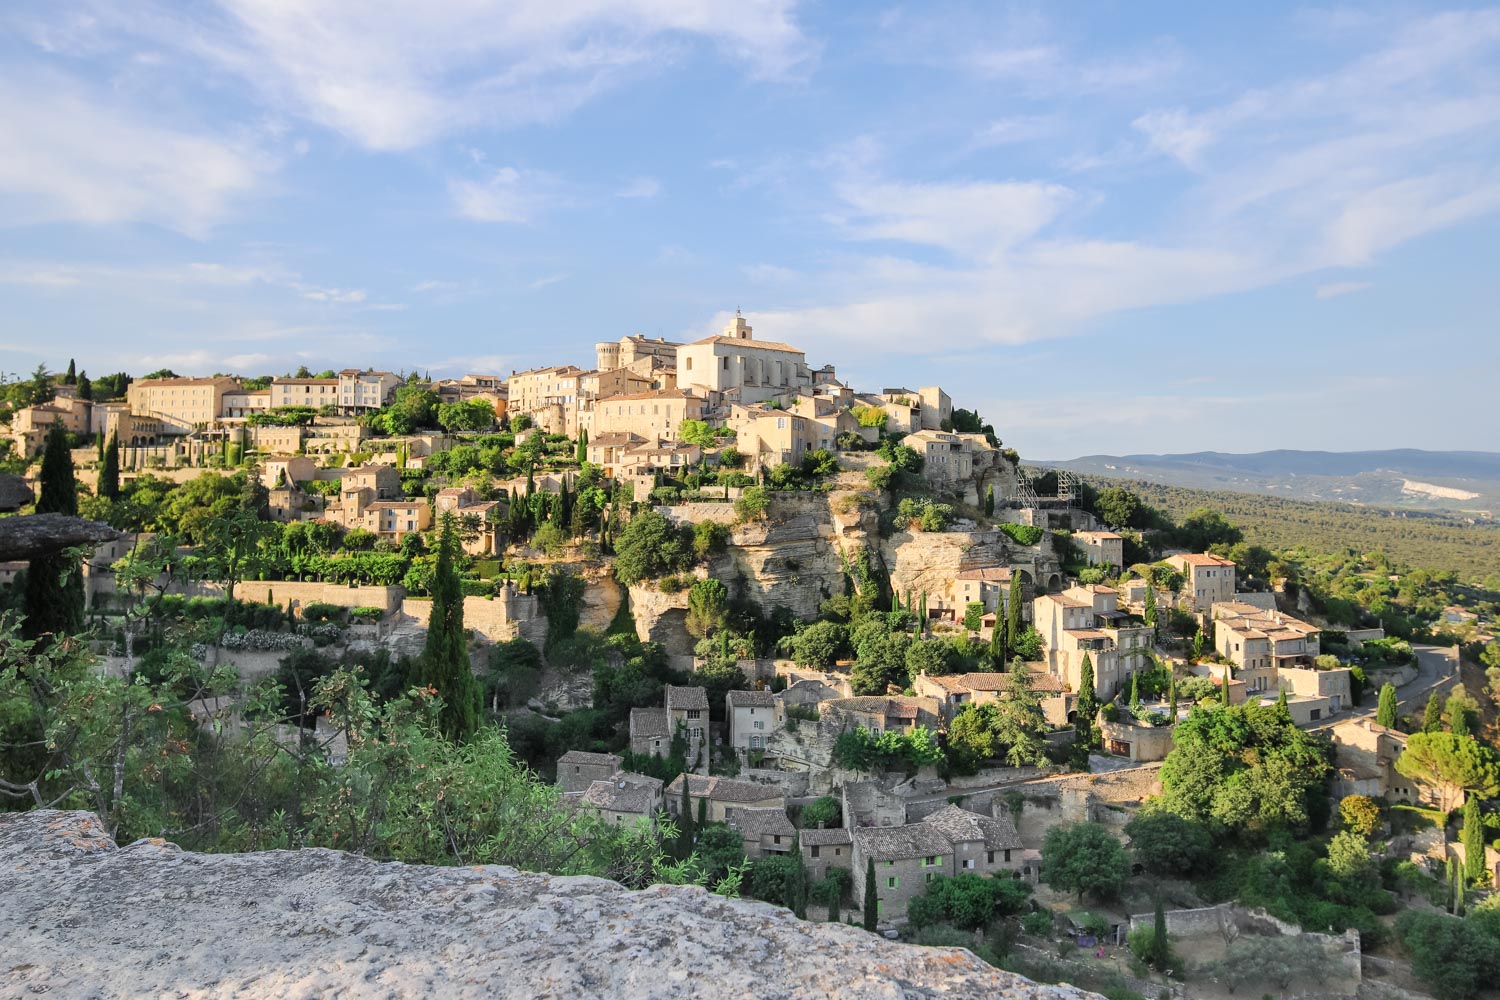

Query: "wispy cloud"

xmin=0 ymin=68 xmax=274 ymax=235
xmin=450 ymin=167 xmax=547 ymax=223
xmin=1315 ymin=281 xmax=1372 ymax=300
xmin=616 ymin=176 xmax=662 ymax=199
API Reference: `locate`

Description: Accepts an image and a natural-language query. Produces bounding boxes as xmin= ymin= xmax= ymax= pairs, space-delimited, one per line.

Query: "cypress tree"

xmin=1006 ymin=573 xmax=1024 ymax=658
xmin=891 ymin=591 xmax=900 ymax=612
xmin=1276 ymin=686 xmax=1289 ymax=715
xmin=1423 ymin=691 xmax=1443 ymax=733
xmin=64 ymin=358 xmax=77 ymax=385
xmin=1376 ymin=684 xmax=1398 ymax=728
xmin=77 ymin=372 xmax=92 ymax=401
xmin=983 ymin=484 xmax=995 ymax=517
xmin=98 ymin=432 xmax=120 ymax=501
xmin=917 ymin=592 xmax=926 ymax=624
xmin=1150 ymin=895 xmax=1170 ymax=970
xmin=677 ymin=776 xmax=696 ymax=858
xmin=1463 ymin=797 xmax=1485 ymax=884
xmin=695 ymin=794 xmax=707 ymax=829
xmin=1075 ymin=653 xmax=1097 ymax=751
xmin=1129 ymin=672 xmax=1140 ymax=708
xmin=862 ymin=858 xmax=878 ymax=931
xmin=1220 ymin=670 xmax=1231 ymax=707
xmin=1446 ymin=857 xmax=1458 ymax=912
xmin=559 ymin=476 xmax=572 ymax=526
xmin=576 ymin=428 xmax=588 ymax=464
xmin=827 ymin=883 xmax=841 ymax=923
xmin=23 ymin=423 xmax=85 ymax=640
xmin=989 ymin=613 xmax=1007 ymax=668
xmin=1168 ymin=675 xmax=1179 ymax=721
xmin=1455 ymin=861 xmax=1466 ymax=916
xmin=410 ymin=513 xmax=481 ymax=740
xmin=790 ymin=834 xmax=807 ymax=919
xmin=1143 ymin=585 xmax=1157 ymax=632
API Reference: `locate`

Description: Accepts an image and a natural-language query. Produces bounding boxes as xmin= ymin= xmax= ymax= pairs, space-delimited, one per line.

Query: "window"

xmin=886 ymin=876 xmax=898 ymax=890
xmin=773 ymin=835 xmax=781 ymax=845
xmin=687 ymin=709 xmax=701 ymax=720
xmin=986 ymin=851 xmax=995 ymax=864
xmin=753 ymin=721 xmax=764 ymax=730
xmin=925 ymin=871 xmax=937 ymax=882
xmin=921 ymin=855 xmax=939 ymax=867
xmin=963 ymin=859 xmax=975 ymax=870
xmin=811 ymin=846 xmax=820 ymax=859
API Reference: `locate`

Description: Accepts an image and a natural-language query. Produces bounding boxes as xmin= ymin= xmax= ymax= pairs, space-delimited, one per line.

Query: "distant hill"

xmin=1038 ymin=449 xmax=1500 ymax=517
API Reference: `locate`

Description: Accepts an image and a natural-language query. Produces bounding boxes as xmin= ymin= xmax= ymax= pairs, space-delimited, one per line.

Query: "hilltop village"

xmin=3 ymin=318 xmax=1497 ymax=999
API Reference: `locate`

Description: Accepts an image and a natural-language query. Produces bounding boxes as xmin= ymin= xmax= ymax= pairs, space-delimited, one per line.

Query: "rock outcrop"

xmin=0 ymin=810 xmax=1094 ymax=1000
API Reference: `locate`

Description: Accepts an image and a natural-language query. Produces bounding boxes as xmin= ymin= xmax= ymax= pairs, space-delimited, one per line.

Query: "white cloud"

xmin=301 ymin=287 xmax=367 ymax=304
xmin=616 ymin=176 xmax=662 ymax=199
xmin=450 ymin=167 xmax=541 ymax=223
xmin=0 ymin=69 xmax=273 ymax=235
xmin=1315 ymin=281 xmax=1372 ymax=300
xmin=971 ymin=116 xmax=1056 ymax=147
xmin=73 ymin=0 xmax=814 ymax=151
xmin=832 ymin=179 xmax=1074 ymax=260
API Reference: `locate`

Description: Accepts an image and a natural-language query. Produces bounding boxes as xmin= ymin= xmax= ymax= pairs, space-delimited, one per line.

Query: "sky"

xmin=1 ymin=2 xmax=1498 ymax=459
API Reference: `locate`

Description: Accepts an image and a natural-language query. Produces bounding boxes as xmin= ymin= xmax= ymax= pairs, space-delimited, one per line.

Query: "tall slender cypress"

xmin=1220 ymin=670 xmax=1231 ymax=707
xmin=1463 ymin=797 xmax=1485 ymax=884
xmin=1075 ymin=652 xmax=1098 ymax=751
xmin=410 ymin=513 xmax=481 ymax=740
xmin=989 ymin=613 xmax=1007 ymax=668
xmin=23 ymin=423 xmax=85 ymax=640
xmin=98 ymin=432 xmax=121 ymax=501
xmin=862 ymin=858 xmax=878 ymax=931
xmin=1006 ymin=573 xmax=1024 ymax=658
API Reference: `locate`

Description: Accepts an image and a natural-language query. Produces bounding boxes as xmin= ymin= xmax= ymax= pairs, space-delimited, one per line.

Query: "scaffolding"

xmin=1017 ymin=468 xmax=1076 ymax=508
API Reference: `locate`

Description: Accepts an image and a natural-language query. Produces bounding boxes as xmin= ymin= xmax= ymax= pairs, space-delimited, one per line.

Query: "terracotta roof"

xmin=365 ymin=500 xmax=422 ymax=509
xmin=1075 ymin=531 xmax=1123 ymax=541
xmin=687 ymin=335 xmax=806 ymax=354
xmin=1170 ymin=552 xmax=1235 ymax=568
xmin=134 ymin=376 xmax=241 ymax=388
xmin=273 ymin=378 xmax=339 ymax=385
xmin=1039 ymin=594 xmax=1091 ymax=608
xmin=960 ymin=671 xmax=1063 ymax=694
xmin=557 ymin=750 xmax=623 ymax=768
xmin=589 ymin=432 xmax=647 ymax=447
xmin=726 ymin=690 xmax=776 ymax=708
xmin=955 ymin=567 xmax=1014 ymax=582
xmin=923 ymin=804 xmax=1022 ymax=851
xmin=598 ymin=388 xmax=704 ymax=403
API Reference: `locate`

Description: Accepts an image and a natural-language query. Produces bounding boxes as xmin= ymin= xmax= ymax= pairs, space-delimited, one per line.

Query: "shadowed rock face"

xmin=0 ymin=810 xmax=1095 ymax=1000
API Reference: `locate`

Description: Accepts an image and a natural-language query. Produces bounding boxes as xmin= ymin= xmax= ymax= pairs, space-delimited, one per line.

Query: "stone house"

xmin=9 ymin=396 xmax=92 ymax=455
xmin=260 ymin=455 xmax=319 ymax=491
xmin=726 ymin=689 xmax=777 ymax=753
xmin=628 ymin=707 xmax=673 ymax=758
xmin=1033 ymin=586 xmax=1154 ymax=701
xmin=875 ymin=386 xmax=951 ymax=432
xmin=1074 ymin=531 xmax=1124 ymax=568
xmin=724 ymin=402 xmax=827 ymax=470
xmin=1099 ymin=718 xmax=1176 ymax=762
xmin=665 ymin=685 xmax=709 ymax=758
xmin=912 ymin=671 xmax=1070 ymax=727
xmin=1276 ymin=664 xmax=1351 ymax=714
xmin=590 ymin=389 xmax=707 ymax=444
xmin=850 ymin=805 xmax=1025 ymax=922
xmin=665 ymin=774 xmax=785 ymax=825
xmin=270 ymin=378 xmax=340 ymax=410
xmin=725 ymin=807 xmax=797 ymax=859
xmin=1166 ymin=553 xmax=1237 ymax=613
xmin=940 ymin=566 xmax=1029 ymax=622
xmin=823 ymin=696 xmax=942 ymax=737
xmin=576 ymin=771 xmax=664 ymax=829
xmin=336 ymin=370 xmax=403 ymax=415
xmin=595 ymin=334 xmax=682 ymax=373
xmin=1330 ymin=718 xmax=1422 ymax=804
xmin=1212 ymin=601 xmax=1322 ymax=696
xmin=323 ymin=464 xmax=427 ymax=540
xmin=555 ymin=750 xmax=624 ymax=794
xmin=675 ymin=314 xmax=811 ymax=406
xmin=126 ymin=376 xmax=242 ymax=430
xmin=434 ymin=486 xmax=503 ymax=555
xmin=800 ymin=828 xmax=854 ymax=882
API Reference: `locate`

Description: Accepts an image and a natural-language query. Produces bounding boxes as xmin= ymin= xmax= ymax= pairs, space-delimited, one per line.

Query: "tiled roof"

xmin=852 ymin=823 xmax=951 ymax=861
xmin=557 ymin=750 xmax=623 ymax=768
xmin=1075 ymin=531 xmax=1123 ymax=541
xmin=1170 ymin=552 xmax=1235 ymax=568
xmin=922 ymin=805 xmax=1023 ymax=851
xmin=955 ymin=566 xmax=1014 ymax=582
xmin=1038 ymin=594 xmax=1091 ymax=608
xmin=799 ymin=827 xmax=853 ymax=846
xmin=580 ymin=773 xmax=662 ymax=815
xmin=629 ymin=707 xmax=671 ymax=739
xmin=687 ymin=335 xmax=806 ymax=354
xmin=599 ymin=388 xmax=703 ymax=403
xmin=962 ymin=671 xmax=1065 ymax=694
xmin=589 ymin=432 xmax=647 ymax=447
xmin=665 ymin=685 xmax=709 ymax=712
xmin=726 ymin=807 xmax=796 ymax=838
xmin=726 ymin=689 xmax=776 ymax=708
xmin=667 ymin=774 xmax=784 ymax=804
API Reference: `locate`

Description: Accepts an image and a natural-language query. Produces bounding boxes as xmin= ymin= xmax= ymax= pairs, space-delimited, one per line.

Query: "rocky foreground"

xmin=0 ymin=810 xmax=1094 ymax=999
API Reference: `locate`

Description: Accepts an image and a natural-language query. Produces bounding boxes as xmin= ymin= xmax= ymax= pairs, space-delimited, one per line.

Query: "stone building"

xmin=850 ymin=804 xmax=1025 ymax=922
xmin=1033 ymin=585 xmax=1153 ymax=701
xmin=555 ymin=751 xmax=624 ymax=794
xmin=675 ymin=314 xmax=811 ymax=406
xmin=664 ymin=774 xmax=785 ymax=824
xmin=1167 ymin=552 xmax=1236 ymax=613
xmin=1074 ymin=531 xmax=1124 ymax=568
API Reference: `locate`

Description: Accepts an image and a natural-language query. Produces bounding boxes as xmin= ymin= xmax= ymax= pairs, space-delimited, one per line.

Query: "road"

xmin=1306 ymin=642 xmax=1459 ymax=731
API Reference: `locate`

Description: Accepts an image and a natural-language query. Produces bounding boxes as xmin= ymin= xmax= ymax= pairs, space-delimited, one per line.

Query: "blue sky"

xmin=2 ymin=2 xmax=1498 ymax=458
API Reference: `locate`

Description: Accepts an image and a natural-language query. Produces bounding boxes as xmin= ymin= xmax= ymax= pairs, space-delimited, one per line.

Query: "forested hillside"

xmin=1082 ymin=477 xmax=1500 ymax=588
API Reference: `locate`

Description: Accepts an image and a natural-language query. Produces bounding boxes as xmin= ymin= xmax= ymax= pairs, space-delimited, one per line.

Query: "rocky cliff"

xmin=0 ymin=810 xmax=1094 ymax=1000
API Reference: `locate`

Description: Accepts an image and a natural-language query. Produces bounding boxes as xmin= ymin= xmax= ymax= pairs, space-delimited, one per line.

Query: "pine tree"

xmin=1423 ymin=691 xmax=1443 ymax=733
xmin=98 ymin=432 xmax=120 ymax=501
xmin=862 ymin=858 xmax=878 ymax=931
xmin=63 ymin=358 xmax=77 ymax=385
xmin=1463 ymin=797 xmax=1485 ymax=884
xmin=23 ymin=423 xmax=85 ymax=640
xmin=983 ymin=484 xmax=995 ymax=517
xmin=410 ymin=514 xmax=481 ymax=740
xmin=1376 ymin=684 xmax=1398 ymax=728
xmin=1075 ymin=653 xmax=1098 ymax=750
xmin=1006 ymin=573 xmax=1024 ymax=659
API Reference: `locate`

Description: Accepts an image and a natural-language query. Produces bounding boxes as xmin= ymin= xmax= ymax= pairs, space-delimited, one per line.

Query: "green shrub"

xmin=998 ymin=523 xmax=1044 ymax=546
xmin=350 ymin=606 xmax=384 ymax=622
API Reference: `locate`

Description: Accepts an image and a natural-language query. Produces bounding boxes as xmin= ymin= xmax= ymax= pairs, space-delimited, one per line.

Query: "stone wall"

xmin=657 ymin=502 xmax=740 ymax=526
xmin=1007 ymin=764 xmax=1163 ymax=844
xmin=235 ymin=580 xmax=404 ymax=614
xmin=401 ymin=588 xmax=545 ymax=646
xmin=0 ymin=810 xmax=1080 ymax=1000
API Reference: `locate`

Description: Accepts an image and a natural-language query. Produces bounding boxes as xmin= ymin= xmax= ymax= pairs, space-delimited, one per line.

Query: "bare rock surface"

xmin=0 ymin=810 xmax=1096 ymax=1000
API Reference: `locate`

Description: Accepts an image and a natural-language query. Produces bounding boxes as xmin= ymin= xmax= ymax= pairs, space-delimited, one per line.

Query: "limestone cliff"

xmin=0 ymin=810 xmax=1094 ymax=1000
